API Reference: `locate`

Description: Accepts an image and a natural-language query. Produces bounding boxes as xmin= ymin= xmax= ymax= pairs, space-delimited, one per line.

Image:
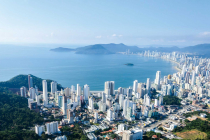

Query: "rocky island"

xmin=124 ymin=63 xmax=134 ymax=66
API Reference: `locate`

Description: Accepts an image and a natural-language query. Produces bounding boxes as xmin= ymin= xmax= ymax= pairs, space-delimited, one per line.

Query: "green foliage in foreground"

xmin=60 ymin=124 xmax=88 ymax=140
xmin=0 ymin=90 xmax=44 ymax=131
xmin=0 ymin=88 xmax=43 ymax=140
xmin=173 ymin=118 xmax=210 ymax=139
xmin=163 ymin=95 xmax=181 ymax=105
xmin=0 ymin=74 xmax=63 ymax=91
xmin=0 ymin=130 xmax=41 ymax=140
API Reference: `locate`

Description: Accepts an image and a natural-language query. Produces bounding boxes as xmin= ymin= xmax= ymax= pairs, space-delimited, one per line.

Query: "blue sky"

xmin=0 ymin=0 xmax=210 ymax=46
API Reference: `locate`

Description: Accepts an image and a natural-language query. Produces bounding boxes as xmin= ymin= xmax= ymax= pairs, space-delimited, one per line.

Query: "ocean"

xmin=0 ymin=46 xmax=177 ymax=90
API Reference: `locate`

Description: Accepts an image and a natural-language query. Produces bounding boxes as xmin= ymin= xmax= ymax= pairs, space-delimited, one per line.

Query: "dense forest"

xmin=163 ymin=95 xmax=181 ymax=105
xmin=0 ymin=74 xmax=63 ymax=91
xmin=0 ymin=88 xmax=43 ymax=140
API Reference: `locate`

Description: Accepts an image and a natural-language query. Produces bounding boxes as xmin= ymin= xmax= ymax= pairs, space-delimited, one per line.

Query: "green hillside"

xmin=0 ymin=88 xmax=43 ymax=140
xmin=0 ymin=74 xmax=63 ymax=91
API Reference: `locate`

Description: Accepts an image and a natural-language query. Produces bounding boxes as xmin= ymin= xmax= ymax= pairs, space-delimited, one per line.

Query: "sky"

xmin=0 ymin=0 xmax=210 ymax=46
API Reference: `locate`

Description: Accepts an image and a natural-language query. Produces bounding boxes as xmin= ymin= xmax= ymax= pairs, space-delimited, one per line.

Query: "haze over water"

xmin=0 ymin=46 xmax=176 ymax=90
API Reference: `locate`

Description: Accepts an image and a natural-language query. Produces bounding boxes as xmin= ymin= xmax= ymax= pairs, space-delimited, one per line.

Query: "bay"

xmin=0 ymin=46 xmax=177 ymax=90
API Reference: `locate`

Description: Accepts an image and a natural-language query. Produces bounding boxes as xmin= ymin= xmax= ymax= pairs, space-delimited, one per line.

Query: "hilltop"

xmin=76 ymin=44 xmax=112 ymax=54
xmin=0 ymin=74 xmax=63 ymax=91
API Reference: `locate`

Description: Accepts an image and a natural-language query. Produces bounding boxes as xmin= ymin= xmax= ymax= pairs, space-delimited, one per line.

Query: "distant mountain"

xmin=100 ymin=43 xmax=141 ymax=53
xmin=75 ymin=44 xmax=113 ymax=54
xmin=49 ymin=43 xmax=210 ymax=57
xmin=50 ymin=47 xmax=75 ymax=52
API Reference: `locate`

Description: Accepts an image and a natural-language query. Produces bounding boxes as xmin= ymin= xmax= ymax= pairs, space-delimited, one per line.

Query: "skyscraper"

xmin=104 ymin=81 xmax=115 ymax=95
xmin=77 ymin=84 xmax=81 ymax=96
xmin=146 ymin=78 xmax=151 ymax=94
xmin=106 ymin=109 xmax=113 ymax=121
xmin=62 ymin=95 xmax=67 ymax=115
xmin=133 ymin=80 xmax=138 ymax=93
xmin=88 ymin=96 xmax=94 ymax=111
xmin=123 ymin=99 xmax=128 ymax=116
xmin=83 ymin=84 xmax=89 ymax=101
xmin=185 ymin=72 xmax=190 ymax=83
xmin=46 ymin=121 xmax=59 ymax=135
xmin=35 ymin=125 xmax=45 ymax=136
xmin=155 ymin=71 xmax=161 ymax=89
xmin=42 ymin=80 xmax=48 ymax=106
xmin=67 ymin=109 xmax=74 ymax=124
xmin=30 ymin=77 xmax=33 ymax=88
xmin=28 ymin=75 xmax=31 ymax=89
xmin=191 ymin=70 xmax=195 ymax=86
xmin=51 ymin=81 xmax=57 ymax=94
xmin=102 ymin=92 xmax=106 ymax=103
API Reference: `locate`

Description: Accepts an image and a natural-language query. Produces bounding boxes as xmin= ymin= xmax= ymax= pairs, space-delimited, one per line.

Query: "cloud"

xmin=95 ymin=35 xmax=102 ymax=38
xmin=112 ymin=34 xmax=117 ymax=37
xmin=200 ymin=31 xmax=210 ymax=36
xmin=51 ymin=32 xmax=54 ymax=37
xmin=118 ymin=35 xmax=123 ymax=37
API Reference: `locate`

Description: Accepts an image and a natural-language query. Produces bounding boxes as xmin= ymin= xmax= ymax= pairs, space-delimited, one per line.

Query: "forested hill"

xmin=0 ymin=74 xmax=63 ymax=91
xmin=0 ymin=88 xmax=43 ymax=140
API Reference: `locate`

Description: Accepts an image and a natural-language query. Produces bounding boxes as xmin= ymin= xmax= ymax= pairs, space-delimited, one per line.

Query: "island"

xmin=124 ymin=63 xmax=134 ymax=66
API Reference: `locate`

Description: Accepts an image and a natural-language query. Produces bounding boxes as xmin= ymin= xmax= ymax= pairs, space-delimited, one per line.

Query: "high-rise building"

xmin=127 ymin=87 xmax=132 ymax=98
xmin=20 ymin=87 xmax=26 ymax=97
xmin=155 ymin=71 xmax=161 ymax=89
xmin=83 ymin=84 xmax=89 ymax=101
xmin=58 ymin=95 xmax=63 ymax=107
xmin=106 ymin=98 xmax=112 ymax=109
xmin=133 ymin=80 xmax=138 ymax=93
xmin=146 ymin=78 xmax=151 ymax=94
xmin=185 ymin=72 xmax=190 ymax=83
xmin=88 ymin=97 xmax=94 ymax=111
xmin=42 ymin=80 xmax=48 ymax=106
xmin=71 ymin=85 xmax=75 ymax=93
xmin=62 ymin=95 xmax=67 ymax=115
xmin=98 ymin=101 xmax=106 ymax=112
xmin=67 ymin=109 xmax=74 ymax=124
xmin=77 ymin=84 xmax=81 ymax=96
xmin=64 ymin=87 xmax=71 ymax=97
xmin=161 ymin=85 xmax=167 ymax=96
xmin=106 ymin=109 xmax=113 ymax=121
xmin=155 ymin=99 xmax=159 ymax=107
xmin=35 ymin=125 xmax=45 ymax=136
xmin=94 ymin=112 xmax=98 ymax=119
xmin=30 ymin=77 xmax=33 ymax=88
xmin=46 ymin=121 xmax=59 ymax=135
xmin=28 ymin=75 xmax=33 ymax=89
xmin=119 ymin=94 xmax=124 ymax=109
xmin=159 ymin=95 xmax=163 ymax=105
xmin=102 ymin=92 xmax=106 ymax=103
xmin=123 ymin=99 xmax=128 ymax=116
xmin=118 ymin=87 xmax=123 ymax=94
xmin=104 ymin=81 xmax=115 ymax=95
xmin=51 ymin=81 xmax=57 ymax=94
xmin=28 ymin=75 xmax=31 ymax=89
xmin=29 ymin=87 xmax=36 ymax=100
xmin=191 ymin=70 xmax=196 ymax=86
xmin=118 ymin=124 xmax=125 ymax=132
